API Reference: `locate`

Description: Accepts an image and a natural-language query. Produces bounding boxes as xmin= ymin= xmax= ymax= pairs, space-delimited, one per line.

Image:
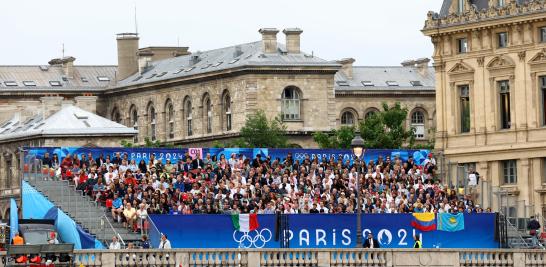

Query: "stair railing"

xmin=101 ymin=214 xmax=125 ymax=249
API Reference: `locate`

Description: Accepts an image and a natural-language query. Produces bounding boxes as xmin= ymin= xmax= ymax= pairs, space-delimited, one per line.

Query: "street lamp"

xmin=351 ymin=134 xmax=365 ymax=248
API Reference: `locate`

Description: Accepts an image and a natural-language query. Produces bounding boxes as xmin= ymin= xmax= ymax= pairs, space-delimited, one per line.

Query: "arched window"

xmin=340 ymin=110 xmax=355 ymax=126
xmin=364 ymin=108 xmax=379 ymax=120
xmin=111 ymin=107 xmax=121 ymax=124
xmin=166 ymin=100 xmax=174 ymax=139
xmin=184 ymin=97 xmax=193 ymax=136
xmin=147 ymin=103 xmax=156 ymax=141
xmin=223 ymin=91 xmax=232 ymax=131
xmin=203 ymin=94 xmax=212 ymax=134
xmin=129 ymin=105 xmax=138 ymax=143
xmin=411 ymin=110 xmax=425 ymax=140
xmin=281 ymin=86 xmax=301 ymax=121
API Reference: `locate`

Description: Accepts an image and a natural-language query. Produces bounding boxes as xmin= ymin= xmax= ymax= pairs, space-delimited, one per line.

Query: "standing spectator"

xmin=363 ymin=233 xmax=380 ymax=248
xmin=528 ymin=216 xmax=541 ymax=248
xmin=413 ymin=235 xmax=422 ymax=248
xmin=136 ymin=203 xmax=149 ymax=234
xmin=141 ymin=235 xmax=150 ymax=249
xmin=468 ymin=167 xmax=479 ymax=187
xmin=109 ymin=236 xmax=121 ymax=249
xmin=42 ymin=152 xmax=52 ymax=169
xmin=158 ymin=233 xmax=171 ymax=249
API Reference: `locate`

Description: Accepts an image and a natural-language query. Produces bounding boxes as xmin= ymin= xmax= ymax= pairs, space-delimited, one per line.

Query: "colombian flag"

xmin=410 ymin=213 xmax=436 ymax=231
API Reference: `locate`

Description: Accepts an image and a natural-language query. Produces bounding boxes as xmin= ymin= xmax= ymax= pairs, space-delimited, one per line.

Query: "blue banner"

xmin=149 ymin=213 xmax=497 ymax=249
xmin=25 ymin=147 xmax=431 ymax=166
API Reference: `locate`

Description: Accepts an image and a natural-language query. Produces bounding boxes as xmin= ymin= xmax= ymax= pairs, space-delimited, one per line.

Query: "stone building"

xmin=0 ymin=103 xmax=136 ymax=217
xmin=106 ymin=29 xmax=435 ymax=147
xmin=423 ymin=0 xmax=546 ymax=219
xmin=0 ymin=28 xmax=435 ymax=149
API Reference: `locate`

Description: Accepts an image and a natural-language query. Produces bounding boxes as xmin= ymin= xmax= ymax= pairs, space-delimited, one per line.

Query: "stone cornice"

xmin=423 ymin=0 xmax=546 ymax=35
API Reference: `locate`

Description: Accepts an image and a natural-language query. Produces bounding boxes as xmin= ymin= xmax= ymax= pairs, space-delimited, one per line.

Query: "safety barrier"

xmin=1 ymin=249 xmax=545 ymax=267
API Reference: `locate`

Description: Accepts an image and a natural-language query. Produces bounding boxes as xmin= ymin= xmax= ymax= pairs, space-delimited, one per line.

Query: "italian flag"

xmin=232 ymin=214 xmax=259 ymax=232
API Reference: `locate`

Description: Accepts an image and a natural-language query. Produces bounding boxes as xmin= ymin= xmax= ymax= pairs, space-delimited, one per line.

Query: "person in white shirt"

xmin=468 ymin=167 xmax=479 ymax=186
xmin=159 ymin=233 xmax=172 ymax=249
xmin=109 ymin=236 xmax=121 ymax=249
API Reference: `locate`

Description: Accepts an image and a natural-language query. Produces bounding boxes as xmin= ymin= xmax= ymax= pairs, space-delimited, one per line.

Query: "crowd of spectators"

xmin=40 ymin=150 xmax=487 ymax=231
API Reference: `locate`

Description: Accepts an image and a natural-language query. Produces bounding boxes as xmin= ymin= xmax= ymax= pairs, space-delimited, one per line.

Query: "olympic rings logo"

xmin=233 ymin=228 xmax=272 ymax=248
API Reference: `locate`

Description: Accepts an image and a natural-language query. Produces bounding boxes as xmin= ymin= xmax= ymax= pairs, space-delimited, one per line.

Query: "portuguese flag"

xmin=232 ymin=213 xmax=259 ymax=232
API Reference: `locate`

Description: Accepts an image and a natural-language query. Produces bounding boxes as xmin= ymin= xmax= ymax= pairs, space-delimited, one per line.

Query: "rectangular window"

xmin=541 ymin=76 xmax=546 ymax=125
xmin=459 ymin=85 xmax=471 ymax=133
xmin=457 ymin=0 xmax=464 ymax=14
xmin=541 ymin=27 xmax=546 ymax=43
xmin=498 ymin=0 xmax=505 ymax=7
xmin=226 ymin=113 xmax=232 ymax=131
xmin=457 ymin=38 xmax=468 ymax=53
xmin=498 ymin=80 xmax=511 ymax=129
xmin=498 ymin=32 xmax=508 ymax=48
xmin=502 ymin=160 xmax=517 ymax=184
xmin=187 ymin=119 xmax=193 ymax=136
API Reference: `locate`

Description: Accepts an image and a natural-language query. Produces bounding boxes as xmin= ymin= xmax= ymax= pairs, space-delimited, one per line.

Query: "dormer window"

xmin=386 ymin=81 xmax=399 ymax=87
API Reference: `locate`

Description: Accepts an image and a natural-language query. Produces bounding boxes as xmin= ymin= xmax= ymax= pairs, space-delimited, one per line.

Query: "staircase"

xmin=24 ymin=175 xmax=141 ymax=245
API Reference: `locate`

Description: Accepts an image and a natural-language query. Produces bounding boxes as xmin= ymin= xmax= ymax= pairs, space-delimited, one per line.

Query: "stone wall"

xmin=424 ymin=5 xmax=546 ymax=215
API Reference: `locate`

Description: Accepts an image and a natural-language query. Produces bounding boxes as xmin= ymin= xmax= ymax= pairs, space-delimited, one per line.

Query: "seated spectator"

xmin=111 ymin=193 xmax=123 ymax=223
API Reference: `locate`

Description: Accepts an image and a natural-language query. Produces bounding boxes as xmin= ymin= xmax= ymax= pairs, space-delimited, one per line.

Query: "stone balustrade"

xmin=1 ymin=249 xmax=545 ymax=266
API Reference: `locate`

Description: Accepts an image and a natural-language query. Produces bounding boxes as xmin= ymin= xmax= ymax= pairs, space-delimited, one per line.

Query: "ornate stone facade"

xmin=423 ymin=0 xmax=546 ymax=218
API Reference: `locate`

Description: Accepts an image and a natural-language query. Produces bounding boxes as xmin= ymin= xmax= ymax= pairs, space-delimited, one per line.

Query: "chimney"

xmin=283 ymin=28 xmax=303 ymax=54
xmin=116 ymin=33 xmax=139 ymax=81
xmin=336 ymin=58 xmax=356 ymax=79
xmin=414 ymin=58 xmax=431 ymax=75
xmin=259 ymin=28 xmax=279 ymax=54
xmin=74 ymin=95 xmax=98 ymax=113
xmin=48 ymin=56 xmax=76 ymax=78
xmin=400 ymin=59 xmax=416 ymax=67
xmin=40 ymin=96 xmax=64 ymax=118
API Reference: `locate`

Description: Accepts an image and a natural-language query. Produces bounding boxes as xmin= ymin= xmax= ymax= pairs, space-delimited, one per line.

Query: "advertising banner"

xmin=149 ymin=213 xmax=498 ymax=249
xmin=25 ymin=147 xmax=431 ymax=166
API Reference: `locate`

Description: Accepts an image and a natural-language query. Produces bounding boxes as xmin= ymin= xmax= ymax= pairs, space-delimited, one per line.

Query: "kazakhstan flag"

xmin=437 ymin=213 xmax=465 ymax=232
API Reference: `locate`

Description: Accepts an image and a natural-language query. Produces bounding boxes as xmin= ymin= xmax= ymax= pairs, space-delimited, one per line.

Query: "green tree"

xmin=237 ymin=110 xmax=288 ymax=148
xmin=313 ymin=126 xmax=355 ymax=149
xmin=358 ymin=102 xmax=415 ymax=149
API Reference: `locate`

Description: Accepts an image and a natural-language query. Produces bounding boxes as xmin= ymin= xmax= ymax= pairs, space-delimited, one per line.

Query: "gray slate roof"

xmin=0 ymin=65 xmax=116 ymax=91
xmin=334 ymin=66 xmax=435 ymax=91
xmin=0 ymin=105 xmax=136 ymax=142
xmin=118 ymin=41 xmax=339 ymax=87
xmin=439 ymin=0 xmax=532 ymax=17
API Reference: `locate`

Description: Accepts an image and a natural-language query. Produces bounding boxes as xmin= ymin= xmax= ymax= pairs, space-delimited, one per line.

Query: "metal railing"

xmin=101 ymin=214 xmax=126 ymax=249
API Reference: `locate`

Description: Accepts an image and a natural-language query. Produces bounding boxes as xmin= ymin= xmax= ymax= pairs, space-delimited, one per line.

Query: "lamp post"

xmin=351 ymin=134 xmax=365 ymax=248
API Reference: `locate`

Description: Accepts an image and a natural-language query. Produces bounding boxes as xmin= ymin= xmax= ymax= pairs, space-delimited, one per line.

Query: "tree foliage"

xmin=314 ymin=102 xmax=414 ymax=149
xmin=359 ymin=102 xmax=415 ymax=149
xmin=313 ymin=126 xmax=355 ymax=149
xmin=237 ymin=110 xmax=288 ymax=148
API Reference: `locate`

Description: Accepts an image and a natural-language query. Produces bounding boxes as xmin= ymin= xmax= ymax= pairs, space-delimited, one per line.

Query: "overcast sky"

xmin=1 ymin=0 xmax=442 ymax=66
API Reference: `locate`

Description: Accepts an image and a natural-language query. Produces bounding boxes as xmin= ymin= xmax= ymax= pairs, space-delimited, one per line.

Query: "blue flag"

xmin=10 ymin=198 xmax=18 ymax=242
xmin=437 ymin=213 xmax=464 ymax=232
